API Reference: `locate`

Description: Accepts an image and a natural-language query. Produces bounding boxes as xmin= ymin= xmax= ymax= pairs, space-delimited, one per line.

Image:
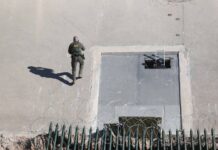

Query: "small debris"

xmin=176 ymin=34 xmax=180 ymax=37
xmin=176 ymin=18 xmax=180 ymax=20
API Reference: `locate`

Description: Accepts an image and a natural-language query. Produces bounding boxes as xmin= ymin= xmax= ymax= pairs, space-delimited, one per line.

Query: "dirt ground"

xmin=0 ymin=134 xmax=46 ymax=150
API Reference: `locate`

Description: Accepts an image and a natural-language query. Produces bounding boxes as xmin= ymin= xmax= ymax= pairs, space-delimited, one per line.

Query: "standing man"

xmin=68 ymin=36 xmax=85 ymax=84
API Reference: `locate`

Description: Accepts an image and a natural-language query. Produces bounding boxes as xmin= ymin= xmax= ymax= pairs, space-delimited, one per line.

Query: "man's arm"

xmin=68 ymin=44 xmax=72 ymax=54
xmin=80 ymin=42 xmax=85 ymax=51
xmin=79 ymin=42 xmax=85 ymax=59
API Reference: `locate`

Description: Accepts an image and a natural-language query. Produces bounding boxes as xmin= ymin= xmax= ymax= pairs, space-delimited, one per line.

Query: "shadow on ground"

xmin=28 ymin=66 xmax=73 ymax=86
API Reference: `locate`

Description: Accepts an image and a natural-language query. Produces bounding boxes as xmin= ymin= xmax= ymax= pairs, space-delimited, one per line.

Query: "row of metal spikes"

xmin=46 ymin=123 xmax=217 ymax=150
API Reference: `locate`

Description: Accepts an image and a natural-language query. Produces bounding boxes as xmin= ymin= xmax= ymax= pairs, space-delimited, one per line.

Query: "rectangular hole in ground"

xmin=98 ymin=52 xmax=181 ymax=132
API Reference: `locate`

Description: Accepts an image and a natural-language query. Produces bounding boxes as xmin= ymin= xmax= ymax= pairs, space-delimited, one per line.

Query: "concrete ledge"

xmin=90 ymin=45 xmax=193 ymax=131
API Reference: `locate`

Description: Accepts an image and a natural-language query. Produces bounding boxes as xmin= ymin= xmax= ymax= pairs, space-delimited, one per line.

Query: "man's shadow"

xmin=28 ymin=66 xmax=74 ymax=86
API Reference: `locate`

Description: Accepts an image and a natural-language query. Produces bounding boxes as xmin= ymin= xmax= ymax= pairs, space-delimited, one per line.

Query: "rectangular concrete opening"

xmin=97 ymin=52 xmax=181 ymax=131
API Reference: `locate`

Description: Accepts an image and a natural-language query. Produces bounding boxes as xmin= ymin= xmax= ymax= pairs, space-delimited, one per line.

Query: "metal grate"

xmin=143 ymin=54 xmax=171 ymax=69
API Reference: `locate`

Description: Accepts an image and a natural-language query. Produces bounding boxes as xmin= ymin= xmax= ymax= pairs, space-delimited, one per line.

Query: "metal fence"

xmin=46 ymin=123 xmax=217 ymax=150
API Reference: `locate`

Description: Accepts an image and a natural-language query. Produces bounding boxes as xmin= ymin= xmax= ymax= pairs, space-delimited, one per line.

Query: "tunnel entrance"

xmin=143 ymin=54 xmax=171 ymax=69
xmin=97 ymin=52 xmax=181 ymax=132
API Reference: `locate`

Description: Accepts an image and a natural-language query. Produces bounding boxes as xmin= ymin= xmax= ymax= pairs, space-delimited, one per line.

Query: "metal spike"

xmin=122 ymin=127 xmax=125 ymax=150
xmin=81 ymin=127 xmax=86 ymax=150
xmin=142 ymin=127 xmax=147 ymax=150
xmin=150 ymin=127 xmax=153 ymax=150
xmin=73 ymin=126 xmax=78 ymax=150
xmin=88 ymin=127 xmax=92 ymax=150
xmin=109 ymin=129 xmax=113 ymax=150
xmin=94 ymin=128 xmax=99 ymax=150
xmin=211 ymin=128 xmax=216 ymax=150
xmin=46 ymin=122 xmax=53 ymax=150
xmin=204 ymin=129 xmax=208 ymax=150
xmin=169 ymin=130 xmax=173 ymax=150
xmin=66 ymin=125 xmax=72 ymax=150
xmin=101 ymin=128 xmax=107 ymax=150
xmin=182 ymin=129 xmax=187 ymax=150
xmin=128 ymin=128 xmax=131 ymax=150
xmin=116 ymin=125 xmax=120 ymax=150
xmin=190 ymin=129 xmax=194 ymax=150
xmin=103 ymin=128 xmax=107 ymax=150
xmin=59 ymin=125 xmax=66 ymax=150
xmin=100 ymin=128 xmax=105 ymax=150
xmin=157 ymin=128 xmax=161 ymax=150
xmin=197 ymin=129 xmax=201 ymax=150
xmin=135 ymin=126 xmax=139 ymax=150
xmin=53 ymin=124 xmax=59 ymax=150
xmin=162 ymin=130 xmax=166 ymax=150
xmin=176 ymin=129 xmax=180 ymax=150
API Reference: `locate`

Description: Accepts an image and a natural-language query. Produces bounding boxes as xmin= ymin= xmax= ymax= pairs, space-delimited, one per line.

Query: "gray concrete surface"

xmin=98 ymin=53 xmax=181 ymax=131
xmin=184 ymin=0 xmax=218 ymax=131
xmin=0 ymin=0 xmax=217 ymax=135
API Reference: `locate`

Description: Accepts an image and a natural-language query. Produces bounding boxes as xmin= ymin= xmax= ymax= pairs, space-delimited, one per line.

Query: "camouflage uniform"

xmin=68 ymin=41 xmax=85 ymax=82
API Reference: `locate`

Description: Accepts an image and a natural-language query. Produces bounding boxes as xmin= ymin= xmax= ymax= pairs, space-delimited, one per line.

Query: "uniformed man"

xmin=68 ymin=36 xmax=85 ymax=84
